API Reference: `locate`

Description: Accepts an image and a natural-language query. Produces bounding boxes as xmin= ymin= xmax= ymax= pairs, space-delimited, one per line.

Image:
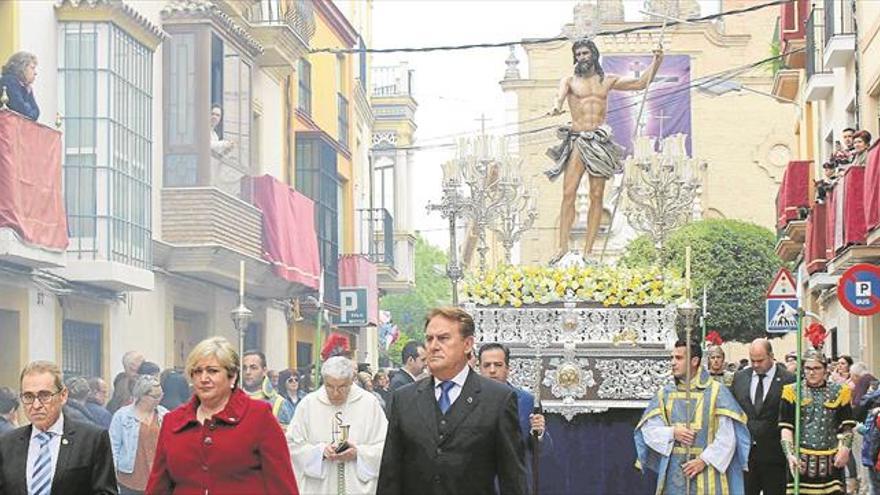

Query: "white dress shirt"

xmin=26 ymin=413 xmax=64 ymax=495
xmin=434 ymin=365 xmax=470 ymax=408
xmin=750 ymin=365 xmax=777 ymax=404
xmin=642 ymin=415 xmax=737 ymax=473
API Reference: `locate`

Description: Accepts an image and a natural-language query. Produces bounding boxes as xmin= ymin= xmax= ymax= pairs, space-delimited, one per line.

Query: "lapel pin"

xmin=467 ymin=397 xmax=473 ymax=404
xmin=61 ymin=438 xmax=69 ymax=445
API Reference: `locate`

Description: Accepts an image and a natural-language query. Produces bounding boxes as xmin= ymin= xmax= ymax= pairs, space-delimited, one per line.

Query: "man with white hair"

xmin=107 ymin=351 xmax=144 ymax=413
xmin=287 ymin=356 xmax=388 ymax=494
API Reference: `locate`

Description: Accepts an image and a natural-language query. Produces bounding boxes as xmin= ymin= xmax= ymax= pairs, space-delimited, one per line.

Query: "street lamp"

xmin=232 ymin=261 xmax=253 ymax=356
xmin=231 ymin=302 xmax=253 ymax=357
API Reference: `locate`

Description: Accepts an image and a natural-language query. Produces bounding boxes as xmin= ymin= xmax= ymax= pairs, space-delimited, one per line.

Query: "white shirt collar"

xmin=31 ymin=411 xmax=64 ymax=440
xmin=752 ymin=364 xmax=777 ymax=381
xmin=434 ymin=364 xmax=470 ymax=390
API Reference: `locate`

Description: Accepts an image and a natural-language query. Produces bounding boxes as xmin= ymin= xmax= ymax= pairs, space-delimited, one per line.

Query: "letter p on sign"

xmin=857 ymin=281 xmax=872 ymax=297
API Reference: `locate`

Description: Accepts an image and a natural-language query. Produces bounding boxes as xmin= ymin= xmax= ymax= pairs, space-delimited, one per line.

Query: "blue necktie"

xmin=30 ymin=431 xmax=54 ymax=495
xmin=438 ymin=381 xmax=455 ymax=414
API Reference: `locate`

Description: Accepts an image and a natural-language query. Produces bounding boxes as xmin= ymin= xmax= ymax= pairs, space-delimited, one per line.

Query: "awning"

xmin=0 ymin=110 xmax=68 ymax=250
xmin=246 ymin=174 xmax=320 ymax=289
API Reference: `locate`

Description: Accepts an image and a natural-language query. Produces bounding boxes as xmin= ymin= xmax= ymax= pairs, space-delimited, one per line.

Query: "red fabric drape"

xmin=338 ymin=255 xmax=379 ymax=326
xmin=246 ymin=174 xmax=320 ymax=289
xmin=864 ymin=145 xmax=880 ymax=231
xmin=840 ymin=166 xmax=866 ymax=246
xmin=826 ymin=185 xmax=837 ymax=260
xmin=0 ymin=110 xmax=68 ymax=249
xmin=805 ymin=202 xmax=827 ymax=274
xmin=776 ymin=160 xmax=812 ymax=229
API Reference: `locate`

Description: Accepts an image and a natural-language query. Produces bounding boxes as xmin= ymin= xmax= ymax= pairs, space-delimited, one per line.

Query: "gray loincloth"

xmin=544 ymin=125 xmax=624 ymax=181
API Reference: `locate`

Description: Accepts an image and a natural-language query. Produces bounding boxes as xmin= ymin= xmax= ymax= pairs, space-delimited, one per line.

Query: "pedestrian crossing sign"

xmin=766 ymin=298 xmax=799 ymax=333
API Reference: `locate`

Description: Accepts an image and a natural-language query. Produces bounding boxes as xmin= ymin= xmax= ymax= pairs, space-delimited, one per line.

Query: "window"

xmin=59 ymin=22 xmax=153 ymax=269
xmin=62 ymin=320 xmax=102 ymax=378
xmin=164 ymin=29 xmax=253 ymax=193
xmin=373 ymin=156 xmax=395 ymax=214
xmin=296 ymin=135 xmax=340 ymax=306
xmin=337 ymin=94 xmax=349 ymax=149
xmin=298 ymin=59 xmax=312 ymax=116
xmin=358 ymin=37 xmax=367 ymax=92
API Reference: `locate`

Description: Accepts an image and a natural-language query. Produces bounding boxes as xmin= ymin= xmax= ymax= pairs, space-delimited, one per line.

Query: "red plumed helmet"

xmin=805 ymin=322 xmax=827 ymax=350
xmin=321 ymin=332 xmax=350 ymax=361
xmin=705 ymin=331 xmax=723 ymax=346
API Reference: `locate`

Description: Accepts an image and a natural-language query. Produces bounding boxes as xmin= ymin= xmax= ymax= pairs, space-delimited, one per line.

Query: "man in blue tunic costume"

xmin=635 ymin=340 xmax=751 ymax=494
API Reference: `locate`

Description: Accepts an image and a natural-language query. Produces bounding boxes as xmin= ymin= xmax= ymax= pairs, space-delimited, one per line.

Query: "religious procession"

xmin=2 ymin=0 xmax=880 ymax=494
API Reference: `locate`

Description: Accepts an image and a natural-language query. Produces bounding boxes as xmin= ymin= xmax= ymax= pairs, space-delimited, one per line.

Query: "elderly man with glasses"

xmin=780 ymin=351 xmax=857 ymax=495
xmin=0 ymin=361 xmax=117 ymax=494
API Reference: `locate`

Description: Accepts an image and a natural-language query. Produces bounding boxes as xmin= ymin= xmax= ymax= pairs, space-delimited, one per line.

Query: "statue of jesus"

xmin=546 ymin=39 xmax=663 ymax=264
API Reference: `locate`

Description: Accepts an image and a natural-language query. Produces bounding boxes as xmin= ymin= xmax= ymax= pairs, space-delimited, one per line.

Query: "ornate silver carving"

xmin=593 ymin=358 xmax=671 ymax=400
xmin=542 ymin=344 xmax=595 ymax=404
xmin=508 ymin=357 xmax=542 ymax=396
xmin=473 ymin=305 xmax=677 ymax=347
xmin=543 ymin=403 xmax=609 ymax=421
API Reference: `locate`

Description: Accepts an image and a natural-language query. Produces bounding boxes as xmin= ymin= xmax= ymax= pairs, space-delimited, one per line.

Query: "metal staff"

xmin=599 ymin=17 xmax=668 ymax=263
xmin=531 ymin=395 xmax=542 ymax=495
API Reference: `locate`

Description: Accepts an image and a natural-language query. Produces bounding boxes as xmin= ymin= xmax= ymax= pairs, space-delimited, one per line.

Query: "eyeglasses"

xmin=20 ymin=390 xmax=61 ymax=405
xmin=286 ymin=376 xmax=298 ymax=383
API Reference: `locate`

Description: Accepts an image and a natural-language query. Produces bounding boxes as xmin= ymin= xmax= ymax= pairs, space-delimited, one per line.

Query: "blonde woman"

xmin=146 ymin=337 xmax=299 ymax=494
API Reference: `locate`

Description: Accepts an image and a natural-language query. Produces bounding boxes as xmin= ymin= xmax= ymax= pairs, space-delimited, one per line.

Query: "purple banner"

xmin=602 ymin=54 xmax=692 ymax=156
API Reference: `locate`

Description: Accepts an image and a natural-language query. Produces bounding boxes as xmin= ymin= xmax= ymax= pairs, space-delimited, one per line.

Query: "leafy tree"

xmin=380 ymin=235 xmax=452 ymax=347
xmin=385 ymin=333 xmax=412 ymax=367
xmin=620 ymin=219 xmax=783 ymax=343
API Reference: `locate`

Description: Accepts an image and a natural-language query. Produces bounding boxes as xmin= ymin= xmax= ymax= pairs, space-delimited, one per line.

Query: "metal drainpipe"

xmin=852 ymin=0 xmax=861 ymax=128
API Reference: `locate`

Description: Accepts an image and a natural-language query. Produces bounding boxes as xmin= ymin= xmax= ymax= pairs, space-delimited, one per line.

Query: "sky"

xmin=366 ymin=0 xmax=721 ymax=249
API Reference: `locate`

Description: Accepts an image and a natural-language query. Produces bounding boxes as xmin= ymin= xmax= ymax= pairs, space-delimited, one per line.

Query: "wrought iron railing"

xmin=805 ymin=9 xmax=826 ymax=80
xmin=824 ymin=0 xmax=854 ymax=44
xmin=358 ymin=208 xmax=394 ymax=266
xmin=246 ymin=0 xmax=315 ymax=42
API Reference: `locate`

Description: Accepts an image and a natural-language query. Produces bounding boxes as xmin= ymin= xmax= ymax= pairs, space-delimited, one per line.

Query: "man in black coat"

xmin=0 ymin=361 xmax=117 ymax=494
xmin=389 ymin=340 xmax=426 ymax=392
xmin=378 ymin=307 xmax=527 ymax=495
xmin=730 ymin=338 xmax=795 ymax=495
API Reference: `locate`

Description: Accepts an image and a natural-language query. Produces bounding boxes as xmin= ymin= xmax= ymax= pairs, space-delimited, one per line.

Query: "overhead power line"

xmin=373 ymin=47 xmax=802 ymax=153
xmin=311 ymin=0 xmax=793 ymax=54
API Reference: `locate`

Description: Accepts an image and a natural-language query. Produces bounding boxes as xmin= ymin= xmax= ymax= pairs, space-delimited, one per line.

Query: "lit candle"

xmin=685 ymin=246 xmax=692 ymax=295
xmin=239 ymin=260 xmax=245 ymax=302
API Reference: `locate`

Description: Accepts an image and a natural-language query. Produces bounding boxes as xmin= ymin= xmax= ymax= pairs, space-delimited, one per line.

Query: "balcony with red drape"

xmin=776 ymin=160 xmax=812 ymax=230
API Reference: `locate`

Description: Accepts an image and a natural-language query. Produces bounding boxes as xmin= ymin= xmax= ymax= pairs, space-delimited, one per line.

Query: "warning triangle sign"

xmin=766 ymin=268 xmax=797 ymax=299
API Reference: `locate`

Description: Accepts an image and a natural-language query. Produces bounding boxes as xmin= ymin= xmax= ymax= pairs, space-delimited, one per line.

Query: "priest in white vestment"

xmin=287 ymin=356 xmax=388 ymax=495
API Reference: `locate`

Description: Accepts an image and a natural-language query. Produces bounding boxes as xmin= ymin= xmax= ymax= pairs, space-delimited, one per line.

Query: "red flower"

xmin=705 ymin=331 xmax=723 ymax=346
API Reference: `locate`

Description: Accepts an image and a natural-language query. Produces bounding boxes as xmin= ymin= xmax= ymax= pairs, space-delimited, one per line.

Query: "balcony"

xmin=823 ymin=0 xmax=855 ymax=69
xmin=771 ymin=69 xmax=800 ymax=102
xmin=359 ymin=208 xmax=394 ymax=267
xmin=160 ymin=175 xmax=320 ymax=299
xmin=805 ymin=9 xmax=833 ymax=101
xmin=779 ymin=0 xmax=808 ymax=69
xmin=358 ymin=208 xmax=414 ymax=293
xmin=0 ymin=110 xmax=66 ymax=269
xmin=244 ymin=0 xmax=315 ymax=73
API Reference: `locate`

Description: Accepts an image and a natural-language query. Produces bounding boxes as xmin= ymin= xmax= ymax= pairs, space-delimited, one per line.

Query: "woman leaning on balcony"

xmin=0 ymin=51 xmax=39 ymax=121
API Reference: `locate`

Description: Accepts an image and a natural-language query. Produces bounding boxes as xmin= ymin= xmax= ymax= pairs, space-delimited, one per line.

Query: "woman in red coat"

xmin=146 ymin=337 xmax=299 ymax=495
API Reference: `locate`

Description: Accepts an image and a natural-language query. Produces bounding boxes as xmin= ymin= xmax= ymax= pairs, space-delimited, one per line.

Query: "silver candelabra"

xmin=623 ymin=134 xmax=705 ymax=252
xmin=427 ymin=135 xmax=537 ymax=304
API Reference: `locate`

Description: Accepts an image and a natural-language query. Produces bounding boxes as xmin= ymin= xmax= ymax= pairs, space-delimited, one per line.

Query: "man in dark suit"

xmin=0 ymin=361 xmax=117 ymax=494
xmin=479 ymin=343 xmax=553 ymax=492
xmin=731 ymin=338 xmax=795 ymax=495
xmin=389 ymin=340 xmax=426 ymax=392
xmin=378 ymin=307 xmax=527 ymax=495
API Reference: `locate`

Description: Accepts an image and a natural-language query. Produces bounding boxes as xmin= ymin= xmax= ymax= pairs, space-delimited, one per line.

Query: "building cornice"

xmin=55 ymin=0 xmax=168 ymax=50
xmin=312 ymin=0 xmax=357 ymax=48
xmin=161 ymin=0 xmax=263 ymax=57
